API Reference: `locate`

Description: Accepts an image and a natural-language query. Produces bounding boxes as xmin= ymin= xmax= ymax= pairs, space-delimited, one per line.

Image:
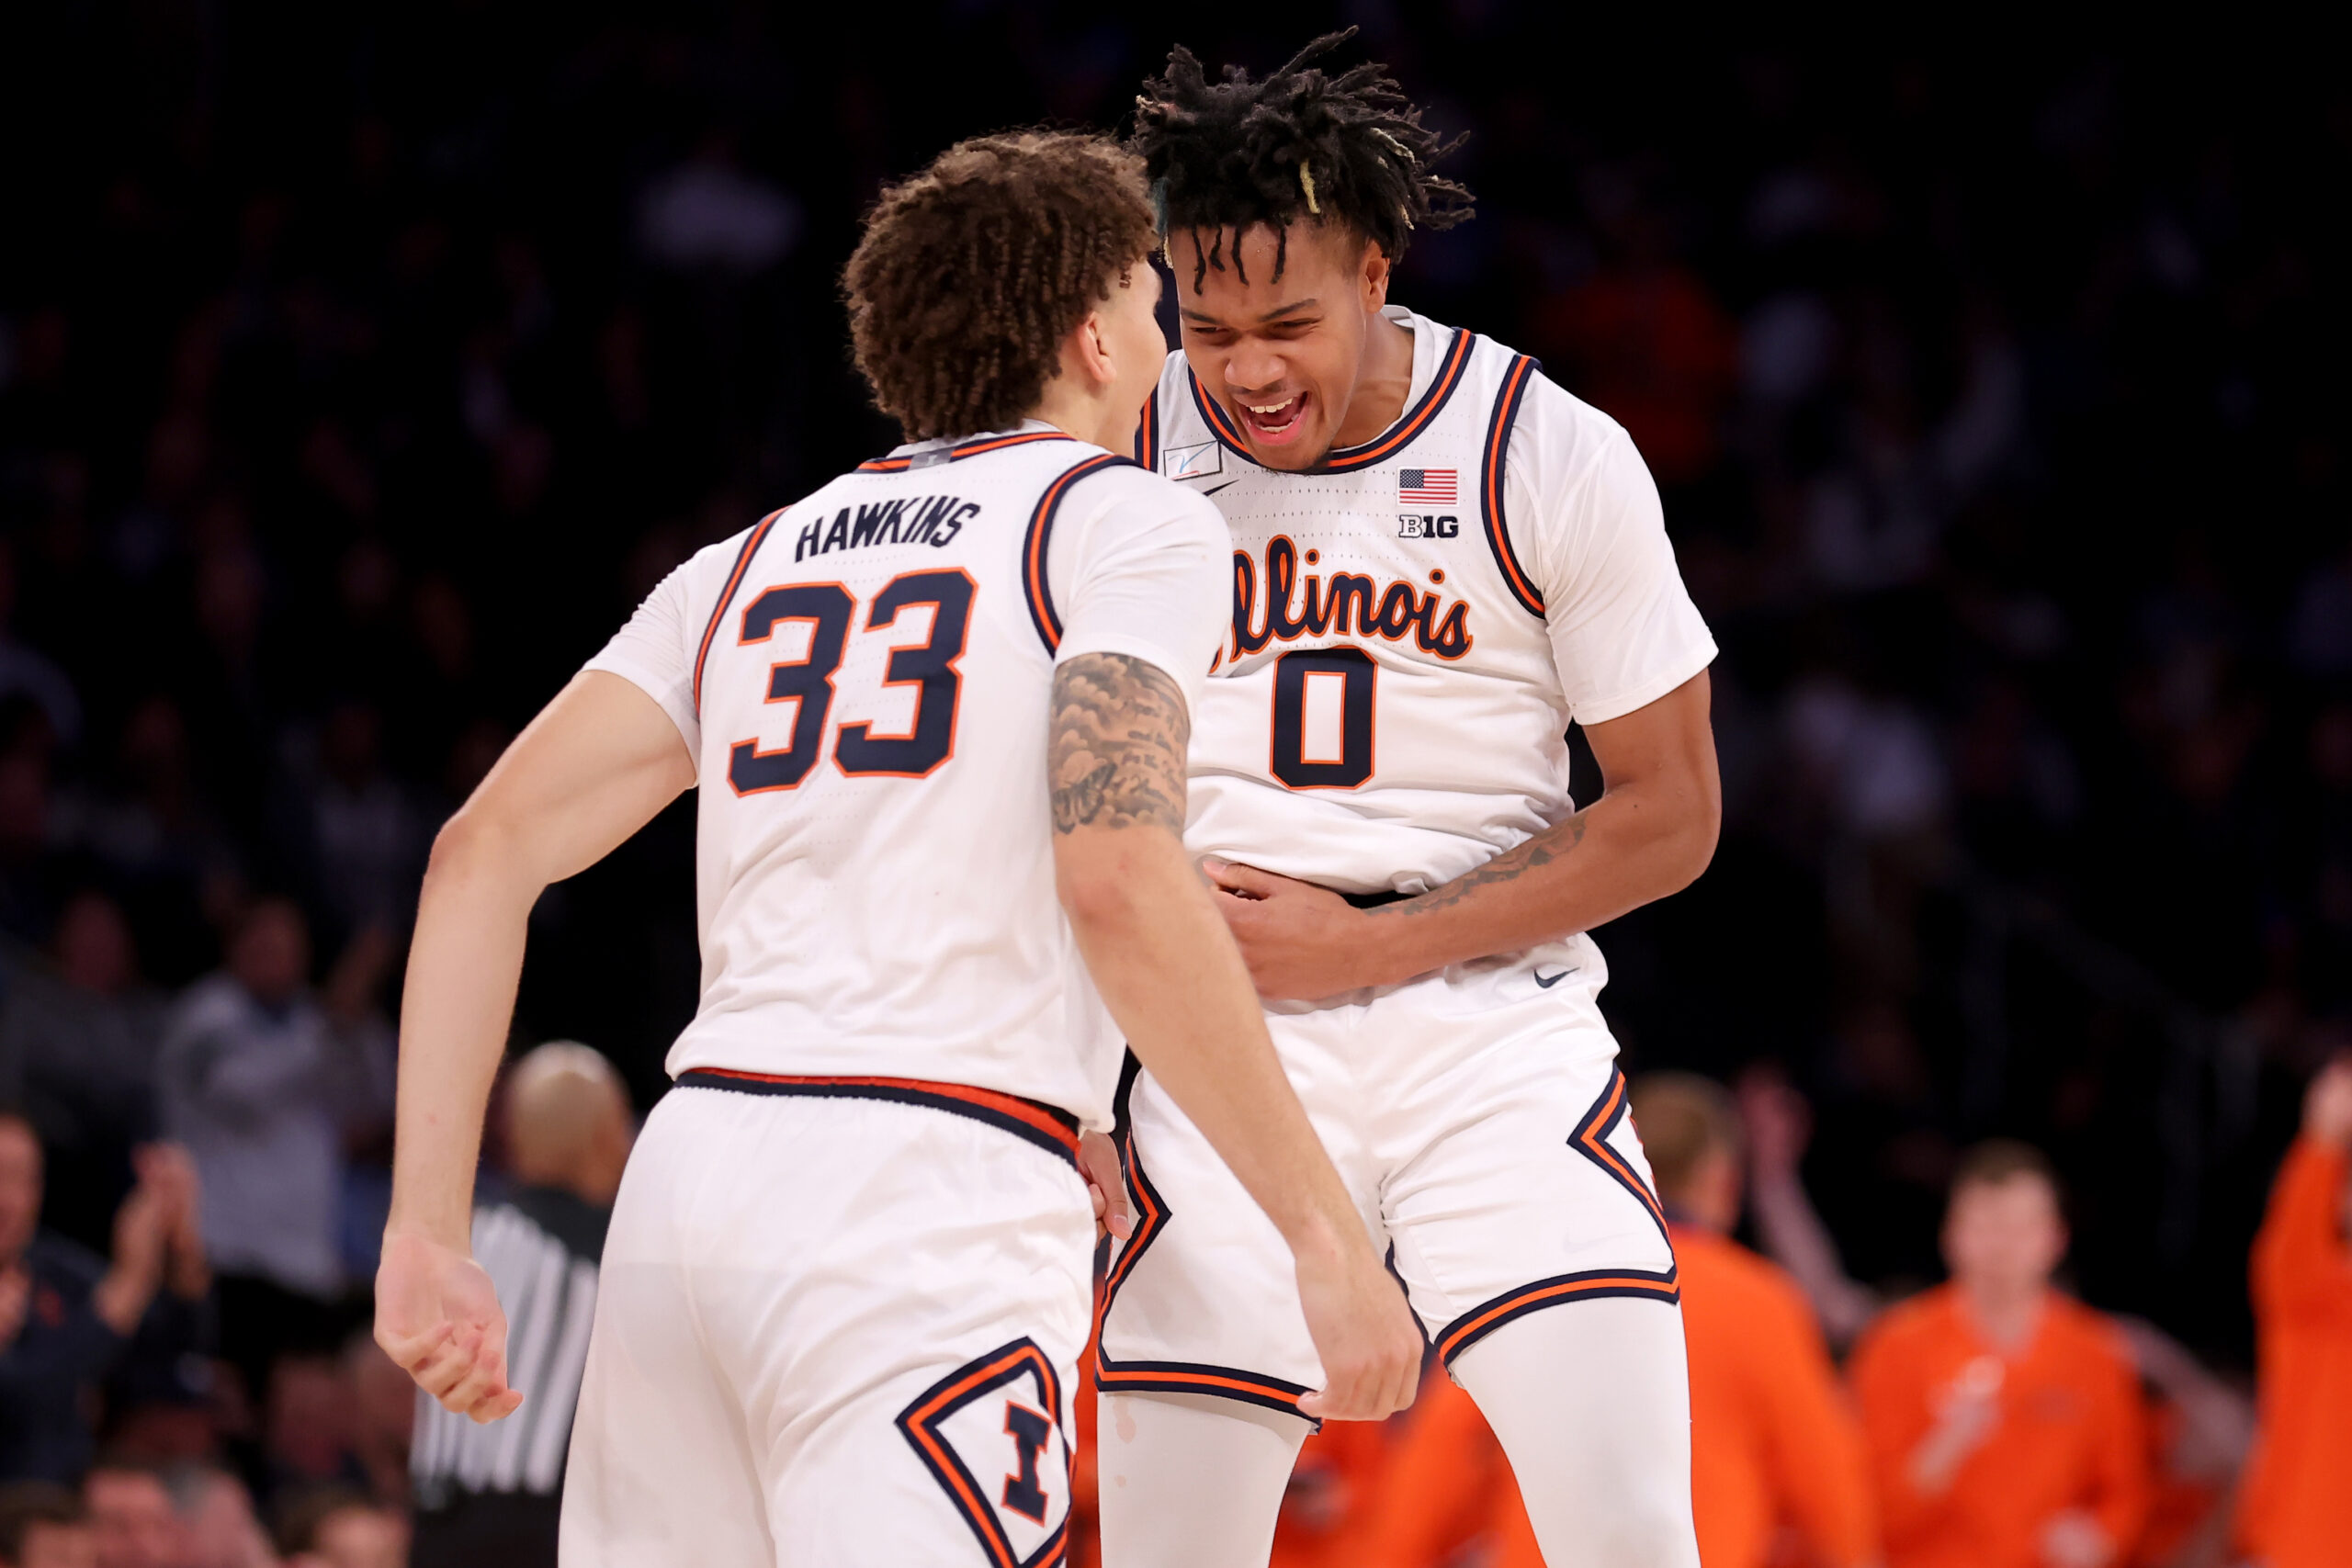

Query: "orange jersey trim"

xmin=691 ymin=508 xmax=787 ymax=718
xmin=1435 ymin=1267 xmax=1682 ymax=1364
xmin=675 ymin=1068 xmax=1080 ymax=1168
xmin=1185 ymin=325 xmax=1478 ymax=474
xmin=1091 ymin=1110 xmax=1316 ymax=1420
xmin=1021 ymin=453 xmax=1134 ymax=653
xmin=1431 ymin=1066 xmax=1680 ymax=1363
xmin=896 ymin=1337 xmax=1069 ymax=1568
xmin=1479 ymin=354 xmax=1545 ymax=618
xmin=858 ymin=429 xmax=1074 ymax=473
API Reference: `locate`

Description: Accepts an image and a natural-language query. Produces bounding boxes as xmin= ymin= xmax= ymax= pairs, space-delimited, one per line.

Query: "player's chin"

xmin=1243 ymin=432 xmax=1329 ymax=472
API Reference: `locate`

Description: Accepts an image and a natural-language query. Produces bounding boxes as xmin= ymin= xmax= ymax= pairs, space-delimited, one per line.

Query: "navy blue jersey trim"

xmin=1429 ymin=1065 xmax=1680 ymax=1363
xmin=1091 ymin=1113 xmax=1314 ymax=1421
xmin=895 ymin=1337 xmax=1070 ymax=1568
xmin=1091 ymin=1359 xmax=1316 ymax=1419
xmin=1022 ymin=454 xmax=1136 ymax=654
xmin=858 ymin=429 xmax=1074 ymax=473
xmin=1184 ymin=325 xmax=1476 ymax=474
xmin=690 ymin=509 xmax=786 ymax=720
xmin=1570 ymin=1066 xmax=1672 ymax=1248
xmin=1480 ymin=354 xmax=1545 ymax=618
xmin=1133 ymin=388 xmax=1159 ymax=471
xmin=674 ymin=1069 xmax=1080 ymax=1170
xmin=1433 ymin=1264 xmax=1682 ymax=1365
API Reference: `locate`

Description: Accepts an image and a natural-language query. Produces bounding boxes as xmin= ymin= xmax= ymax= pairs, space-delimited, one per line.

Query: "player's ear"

xmin=1360 ymin=237 xmax=1392 ymax=313
xmin=1058 ymin=305 xmax=1110 ymax=392
xmin=1069 ymin=310 xmax=1116 ymax=390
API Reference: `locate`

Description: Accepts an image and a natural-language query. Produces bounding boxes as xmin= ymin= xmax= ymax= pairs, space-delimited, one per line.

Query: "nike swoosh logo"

xmin=1533 ymin=968 xmax=1575 ymax=988
xmin=1200 ymin=480 xmax=1238 ymax=496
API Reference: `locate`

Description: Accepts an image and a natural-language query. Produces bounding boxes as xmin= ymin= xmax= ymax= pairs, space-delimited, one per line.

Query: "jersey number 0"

xmin=1269 ymin=646 xmax=1376 ymax=789
xmin=728 ymin=570 xmax=974 ymax=793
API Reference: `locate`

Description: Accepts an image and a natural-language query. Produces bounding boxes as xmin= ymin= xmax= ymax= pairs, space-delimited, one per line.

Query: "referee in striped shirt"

xmin=407 ymin=1043 xmax=633 ymax=1568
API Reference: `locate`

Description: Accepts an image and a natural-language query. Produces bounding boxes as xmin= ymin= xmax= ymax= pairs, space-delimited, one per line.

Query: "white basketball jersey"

xmin=584 ymin=424 xmax=1228 ymax=1127
xmin=1139 ymin=309 xmax=1717 ymax=901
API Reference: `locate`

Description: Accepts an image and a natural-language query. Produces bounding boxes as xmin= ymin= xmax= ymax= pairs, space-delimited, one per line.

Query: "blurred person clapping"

xmin=1849 ymin=1144 xmax=2151 ymax=1568
xmin=0 ymin=890 xmax=167 ymax=1254
xmin=1 ymin=1114 xmax=206 ymax=1484
xmin=157 ymin=899 xmax=391 ymax=1398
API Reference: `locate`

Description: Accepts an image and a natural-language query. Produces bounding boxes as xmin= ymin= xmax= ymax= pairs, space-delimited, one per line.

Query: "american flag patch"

xmin=1399 ymin=468 xmax=1458 ymax=505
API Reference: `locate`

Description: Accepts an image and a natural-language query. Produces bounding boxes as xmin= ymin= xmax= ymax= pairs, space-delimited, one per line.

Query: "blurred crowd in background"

xmin=2 ymin=5 xmax=2348 ymax=1566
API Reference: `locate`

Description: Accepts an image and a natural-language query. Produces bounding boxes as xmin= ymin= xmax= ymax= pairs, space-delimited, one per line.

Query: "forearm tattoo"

xmin=1376 ymin=810 xmax=1590 ymax=919
xmin=1048 ymin=653 xmax=1190 ymax=834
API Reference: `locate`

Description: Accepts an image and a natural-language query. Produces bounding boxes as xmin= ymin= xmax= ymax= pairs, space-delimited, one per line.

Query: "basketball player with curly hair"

xmin=371 ymin=130 xmax=1418 ymax=1568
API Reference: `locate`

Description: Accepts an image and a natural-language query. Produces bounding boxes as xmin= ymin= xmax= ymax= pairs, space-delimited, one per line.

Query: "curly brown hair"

xmin=844 ymin=131 xmax=1157 ymax=443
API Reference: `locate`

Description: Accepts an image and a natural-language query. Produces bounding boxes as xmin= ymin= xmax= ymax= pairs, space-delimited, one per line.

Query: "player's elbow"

xmin=424 ymin=803 xmax=518 ymax=890
xmin=1053 ymin=830 xmax=1177 ymax=940
xmin=1667 ymin=782 xmax=1722 ymax=893
xmin=1625 ymin=768 xmax=1719 ymax=899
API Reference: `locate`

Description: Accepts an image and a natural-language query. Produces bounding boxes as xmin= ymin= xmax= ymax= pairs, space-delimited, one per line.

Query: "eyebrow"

xmin=1179 ymin=299 xmax=1323 ymax=326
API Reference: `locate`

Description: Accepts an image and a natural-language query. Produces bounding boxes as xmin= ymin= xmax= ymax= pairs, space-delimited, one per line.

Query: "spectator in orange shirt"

xmin=1350 ymin=1369 xmax=1530 ymax=1568
xmin=1268 ymin=1414 xmax=1394 ymax=1568
xmin=1849 ymin=1142 xmax=2150 ymax=1568
xmin=2234 ymin=1058 xmax=2352 ymax=1568
xmin=1633 ymin=1074 xmax=1878 ymax=1568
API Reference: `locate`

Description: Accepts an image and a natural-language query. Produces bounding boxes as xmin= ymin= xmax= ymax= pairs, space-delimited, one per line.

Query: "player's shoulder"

xmin=1060 ymin=452 xmax=1228 ymax=560
xmin=1503 ymin=356 xmax=1643 ymax=485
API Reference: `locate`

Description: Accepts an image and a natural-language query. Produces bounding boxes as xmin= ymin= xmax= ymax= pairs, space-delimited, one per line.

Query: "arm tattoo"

xmin=1048 ymin=653 xmax=1190 ymax=835
xmin=1375 ymin=810 xmax=1589 ymax=920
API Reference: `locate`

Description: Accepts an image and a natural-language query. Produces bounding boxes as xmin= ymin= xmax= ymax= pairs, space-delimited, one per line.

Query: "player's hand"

xmin=376 ymin=1231 xmax=525 ymax=1423
xmin=1079 ymin=1130 xmax=1135 ymax=1242
xmin=1291 ymin=1230 xmax=1422 ymax=1422
xmin=2303 ymin=1058 xmax=2352 ymax=1149
xmin=1203 ymin=859 xmax=1385 ymax=1000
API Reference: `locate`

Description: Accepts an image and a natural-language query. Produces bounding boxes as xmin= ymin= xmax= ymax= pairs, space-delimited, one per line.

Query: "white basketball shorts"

xmin=1094 ymin=938 xmax=1678 ymax=1416
xmin=562 ymin=1070 xmax=1094 ymax=1568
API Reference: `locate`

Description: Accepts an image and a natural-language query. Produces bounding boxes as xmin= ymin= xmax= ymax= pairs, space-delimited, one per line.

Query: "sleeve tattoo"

xmin=1374 ymin=810 xmax=1590 ymax=920
xmin=1047 ymin=653 xmax=1190 ymax=835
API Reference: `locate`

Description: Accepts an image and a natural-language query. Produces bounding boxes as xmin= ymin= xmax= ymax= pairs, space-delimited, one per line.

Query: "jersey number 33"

xmin=728 ymin=569 xmax=975 ymax=794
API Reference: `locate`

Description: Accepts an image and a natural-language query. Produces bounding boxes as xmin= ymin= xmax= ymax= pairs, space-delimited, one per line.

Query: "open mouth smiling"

xmin=1237 ymin=391 xmax=1309 ymax=445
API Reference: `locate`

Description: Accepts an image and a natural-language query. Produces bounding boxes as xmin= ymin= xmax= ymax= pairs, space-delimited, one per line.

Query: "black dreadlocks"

xmin=1129 ymin=29 xmax=1474 ymax=289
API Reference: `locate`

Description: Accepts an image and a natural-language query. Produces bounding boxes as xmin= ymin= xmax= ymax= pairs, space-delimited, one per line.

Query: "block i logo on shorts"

xmin=896 ymin=1338 xmax=1069 ymax=1567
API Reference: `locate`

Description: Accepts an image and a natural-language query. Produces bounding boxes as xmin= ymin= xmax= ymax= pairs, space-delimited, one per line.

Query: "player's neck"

xmin=1026 ymin=384 xmax=1127 ymax=454
xmin=1327 ymin=309 xmax=1417 ymax=449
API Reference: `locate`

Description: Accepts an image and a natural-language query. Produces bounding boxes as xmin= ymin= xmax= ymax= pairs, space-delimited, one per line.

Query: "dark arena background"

xmin=3 ymin=6 xmax=2347 ymax=1566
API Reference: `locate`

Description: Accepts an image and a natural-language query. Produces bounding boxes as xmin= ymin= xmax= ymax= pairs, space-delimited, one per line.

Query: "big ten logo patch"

xmin=897 ymin=1339 xmax=1070 ymax=1567
xmin=1397 ymin=514 xmax=1459 ymax=539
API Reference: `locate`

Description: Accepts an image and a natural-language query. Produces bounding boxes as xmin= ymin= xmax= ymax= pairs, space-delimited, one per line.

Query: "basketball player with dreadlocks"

xmin=1089 ymin=35 xmax=1719 ymax=1568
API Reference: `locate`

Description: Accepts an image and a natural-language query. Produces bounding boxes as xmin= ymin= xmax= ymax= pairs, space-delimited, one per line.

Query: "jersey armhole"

xmin=1478 ymin=354 xmax=1547 ymax=620
xmin=1022 ymin=453 xmax=1137 ymax=654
